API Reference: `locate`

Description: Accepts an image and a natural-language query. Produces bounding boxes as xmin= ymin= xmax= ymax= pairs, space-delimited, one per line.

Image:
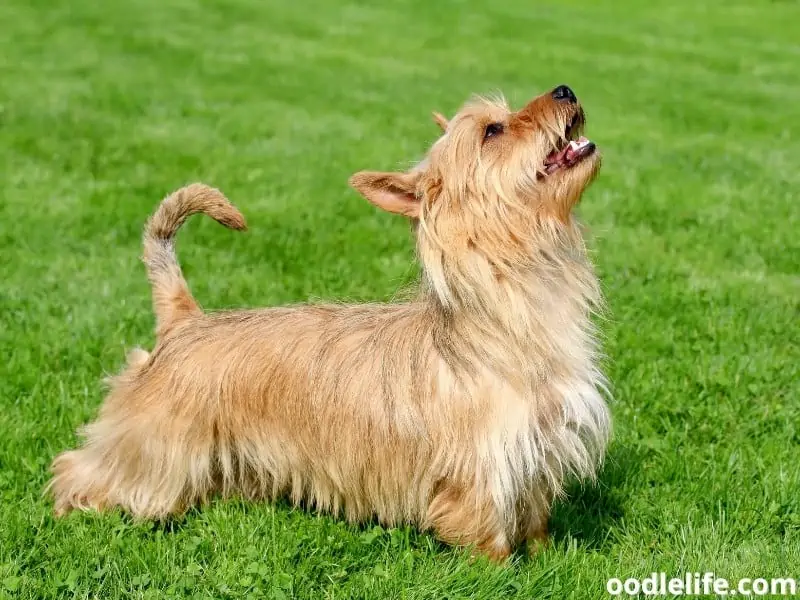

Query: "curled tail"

xmin=143 ymin=183 xmax=246 ymax=335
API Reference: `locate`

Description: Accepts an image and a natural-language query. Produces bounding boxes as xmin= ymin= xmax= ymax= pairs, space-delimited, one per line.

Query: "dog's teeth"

xmin=569 ymin=137 xmax=591 ymax=151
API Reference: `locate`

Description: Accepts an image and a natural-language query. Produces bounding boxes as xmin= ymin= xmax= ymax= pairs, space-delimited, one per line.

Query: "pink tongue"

xmin=565 ymin=136 xmax=590 ymax=160
xmin=544 ymin=136 xmax=591 ymax=173
xmin=565 ymin=147 xmax=578 ymax=161
xmin=545 ymin=145 xmax=569 ymax=165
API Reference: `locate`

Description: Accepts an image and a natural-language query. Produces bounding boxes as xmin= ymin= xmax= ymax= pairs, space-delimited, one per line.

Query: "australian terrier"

xmin=50 ymin=85 xmax=610 ymax=561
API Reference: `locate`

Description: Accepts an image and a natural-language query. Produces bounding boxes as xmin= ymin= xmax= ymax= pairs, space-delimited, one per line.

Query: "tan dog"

xmin=49 ymin=85 xmax=610 ymax=561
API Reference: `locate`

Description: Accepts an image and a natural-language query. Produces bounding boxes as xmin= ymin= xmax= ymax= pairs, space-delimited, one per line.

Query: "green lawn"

xmin=1 ymin=0 xmax=799 ymax=598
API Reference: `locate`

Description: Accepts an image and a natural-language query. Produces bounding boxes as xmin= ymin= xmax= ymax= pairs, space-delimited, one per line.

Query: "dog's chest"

xmin=480 ymin=370 xmax=610 ymax=493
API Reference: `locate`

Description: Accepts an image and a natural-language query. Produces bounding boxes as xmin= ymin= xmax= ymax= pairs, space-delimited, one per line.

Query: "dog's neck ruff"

xmin=423 ymin=219 xmax=601 ymax=379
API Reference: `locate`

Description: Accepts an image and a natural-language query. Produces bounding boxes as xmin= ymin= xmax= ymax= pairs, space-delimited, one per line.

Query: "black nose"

xmin=552 ymin=84 xmax=577 ymax=103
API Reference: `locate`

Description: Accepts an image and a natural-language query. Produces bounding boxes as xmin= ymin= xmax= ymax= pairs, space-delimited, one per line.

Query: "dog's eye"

xmin=483 ymin=123 xmax=504 ymax=140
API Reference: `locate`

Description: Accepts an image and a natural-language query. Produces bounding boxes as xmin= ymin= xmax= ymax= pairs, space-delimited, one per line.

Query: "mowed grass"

xmin=1 ymin=0 xmax=799 ymax=597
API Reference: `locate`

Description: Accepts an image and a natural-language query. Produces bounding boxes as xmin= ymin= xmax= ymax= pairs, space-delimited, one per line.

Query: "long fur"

xmin=49 ymin=89 xmax=611 ymax=561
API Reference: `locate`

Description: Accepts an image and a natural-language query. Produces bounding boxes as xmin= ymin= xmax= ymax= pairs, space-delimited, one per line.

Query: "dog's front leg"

xmin=516 ymin=487 xmax=553 ymax=555
xmin=424 ymin=481 xmax=511 ymax=562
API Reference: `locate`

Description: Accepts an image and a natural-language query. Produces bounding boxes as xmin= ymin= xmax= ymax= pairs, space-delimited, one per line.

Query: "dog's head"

xmin=350 ymin=85 xmax=599 ymax=222
xmin=350 ymin=86 xmax=600 ymax=304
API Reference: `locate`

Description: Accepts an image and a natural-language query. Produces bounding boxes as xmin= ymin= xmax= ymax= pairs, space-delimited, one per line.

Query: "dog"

xmin=49 ymin=84 xmax=610 ymax=561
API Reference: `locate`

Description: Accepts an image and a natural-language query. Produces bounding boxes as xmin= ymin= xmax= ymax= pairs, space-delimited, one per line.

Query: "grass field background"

xmin=1 ymin=0 xmax=799 ymax=598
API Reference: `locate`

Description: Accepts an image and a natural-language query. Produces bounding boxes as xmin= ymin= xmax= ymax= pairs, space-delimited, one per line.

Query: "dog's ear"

xmin=432 ymin=112 xmax=449 ymax=132
xmin=349 ymin=171 xmax=420 ymax=218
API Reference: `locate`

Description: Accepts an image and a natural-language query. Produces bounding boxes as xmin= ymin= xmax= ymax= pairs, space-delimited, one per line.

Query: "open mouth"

xmin=543 ymin=112 xmax=596 ymax=174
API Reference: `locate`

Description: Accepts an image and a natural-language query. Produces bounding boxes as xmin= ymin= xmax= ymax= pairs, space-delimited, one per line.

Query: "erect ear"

xmin=432 ymin=111 xmax=449 ymax=132
xmin=348 ymin=171 xmax=420 ymax=218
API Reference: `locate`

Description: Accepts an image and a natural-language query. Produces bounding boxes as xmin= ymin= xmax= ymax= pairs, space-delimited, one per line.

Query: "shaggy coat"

xmin=50 ymin=86 xmax=610 ymax=560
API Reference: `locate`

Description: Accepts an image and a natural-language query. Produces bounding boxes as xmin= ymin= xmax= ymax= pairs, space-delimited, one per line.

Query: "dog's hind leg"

xmin=49 ymin=448 xmax=112 ymax=515
xmin=49 ymin=363 xmax=220 ymax=519
xmin=425 ymin=481 xmax=511 ymax=562
xmin=49 ymin=411 xmax=218 ymax=518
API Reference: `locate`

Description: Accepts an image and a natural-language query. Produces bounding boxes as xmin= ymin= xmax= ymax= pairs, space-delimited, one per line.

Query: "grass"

xmin=1 ymin=0 xmax=799 ymax=597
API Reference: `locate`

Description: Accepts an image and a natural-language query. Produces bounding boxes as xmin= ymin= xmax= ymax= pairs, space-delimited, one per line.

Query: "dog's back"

xmin=50 ymin=271 xmax=445 ymax=523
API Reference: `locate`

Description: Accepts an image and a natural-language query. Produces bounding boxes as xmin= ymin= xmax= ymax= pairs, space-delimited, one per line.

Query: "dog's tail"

xmin=143 ymin=183 xmax=246 ymax=335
